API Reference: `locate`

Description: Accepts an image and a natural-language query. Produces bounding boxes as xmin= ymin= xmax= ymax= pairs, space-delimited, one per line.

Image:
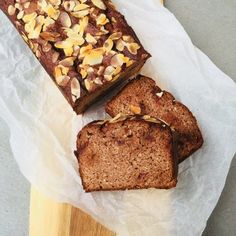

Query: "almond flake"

xmin=8 ymin=5 xmax=16 ymax=16
xmin=113 ymin=66 xmax=122 ymax=75
xmin=83 ymin=49 xmax=104 ymax=66
xmin=73 ymin=3 xmax=90 ymax=11
xmin=103 ymin=39 xmax=113 ymax=53
xmin=156 ymin=91 xmax=164 ymax=98
xmin=97 ymin=66 xmax=105 ymax=76
xmin=87 ymin=67 xmax=94 ymax=74
xmin=49 ymin=0 xmax=62 ymax=6
xmin=94 ymin=77 xmax=103 ymax=85
xmin=24 ymin=2 xmax=30 ymax=9
xmin=63 ymin=1 xmax=76 ymax=11
xmin=56 ymin=75 xmax=70 ymax=87
xmin=59 ymin=12 xmax=71 ymax=28
xmin=122 ymin=35 xmax=134 ymax=43
xmin=111 ymin=17 xmax=117 ymax=23
xmin=17 ymin=10 xmax=24 ymax=20
xmin=64 ymin=47 xmax=74 ymax=56
xmin=40 ymin=31 xmax=60 ymax=42
xmin=116 ymin=39 xmax=125 ymax=51
xmin=110 ymin=54 xmax=125 ymax=68
xmin=43 ymin=17 xmax=55 ymax=31
xmin=104 ymin=66 xmax=115 ymax=76
xmin=35 ymin=49 xmax=41 ymax=58
xmin=80 ymin=69 xmax=87 ymax=79
xmin=73 ymin=45 xmax=80 ymax=57
xmin=84 ymin=79 xmax=92 ymax=91
xmin=79 ymin=44 xmax=93 ymax=58
xmin=72 ymin=9 xmax=90 ymax=18
xmin=47 ymin=4 xmax=60 ymax=20
xmin=109 ymin=32 xmax=122 ymax=41
xmin=55 ymin=40 xmax=73 ymax=49
xmin=85 ymin=33 xmax=97 ymax=44
xmin=59 ymin=57 xmax=75 ymax=67
xmin=24 ymin=19 xmax=36 ymax=33
xmin=96 ymin=14 xmax=109 ymax=26
xmin=127 ymin=43 xmax=140 ymax=55
xmin=91 ymin=0 xmax=106 ymax=10
xmin=71 ymin=77 xmax=81 ymax=101
xmin=52 ymin=52 xmax=60 ymax=63
xmin=104 ymin=75 xmax=113 ymax=81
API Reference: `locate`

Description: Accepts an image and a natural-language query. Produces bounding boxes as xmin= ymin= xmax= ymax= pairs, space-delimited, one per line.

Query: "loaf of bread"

xmin=106 ymin=75 xmax=203 ymax=163
xmin=76 ymin=115 xmax=178 ymax=192
xmin=0 ymin=0 xmax=150 ymax=114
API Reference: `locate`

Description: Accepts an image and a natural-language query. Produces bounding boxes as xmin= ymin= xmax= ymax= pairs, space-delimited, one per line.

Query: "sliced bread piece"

xmin=76 ymin=115 xmax=178 ymax=192
xmin=106 ymin=75 xmax=203 ymax=162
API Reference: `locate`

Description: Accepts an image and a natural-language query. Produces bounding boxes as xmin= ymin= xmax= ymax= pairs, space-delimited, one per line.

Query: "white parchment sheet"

xmin=0 ymin=1 xmax=236 ymax=235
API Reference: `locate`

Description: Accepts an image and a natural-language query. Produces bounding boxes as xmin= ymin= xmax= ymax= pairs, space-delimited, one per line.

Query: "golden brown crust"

xmin=0 ymin=0 xmax=150 ymax=113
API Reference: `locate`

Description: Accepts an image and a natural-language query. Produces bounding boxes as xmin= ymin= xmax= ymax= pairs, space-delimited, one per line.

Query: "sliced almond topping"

xmin=59 ymin=57 xmax=75 ymax=67
xmin=43 ymin=17 xmax=55 ymax=31
xmin=64 ymin=47 xmax=74 ymax=57
xmin=156 ymin=91 xmax=164 ymax=98
xmin=24 ymin=2 xmax=30 ymax=9
xmin=40 ymin=31 xmax=60 ymax=42
xmin=55 ymin=39 xmax=73 ymax=49
xmin=97 ymin=66 xmax=105 ymax=76
xmin=85 ymin=33 xmax=97 ymax=44
xmin=79 ymin=44 xmax=93 ymax=58
xmin=127 ymin=43 xmax=140 ymax=55
xmin=73 ymin=3 xmax=90 ymax=11
xmin=46 ymin=4 xmax=60 ymax=20
xmin=110 ymin=54 xmax=125 ymax=68
xmin=83 ymin=49 xmax=104 ymax=66
xmin=73 ymin=45 xmax=80 ymax=57
xmin=63 ymin=1 xmax=76 ymax=11
xmin=111 ymin=17 xmax=117 ymax=23
xmin=130 ymin=105 xmax=141 ymax=114
xmin=56 ymin=75 xmax=70 ymax=87
xmin=72 ymin=9 xmax=90 ymax=18
xmin=35 ymin=49 xmax=41 ymax=58
xmin=96 ymin=14 xmax=109 ymax=26
xmin=103 ymin=39 xmax=113 ymax=53
xmin=94 ymin=77 xmax=103 ymax=85
xmin=8 ymin=5 xmax=16 ymax=16
xmin=42 ymin=43 xmax=52 ymax=52
xmin=122 ymin=35 xmax=134 ymax=43
xmin=113 ymin=66 xmax=122 ymax=75
xmin=24 ymin=19 xmax=36 ymax=33
xmin=91 ymin=0 xmax=106 ymax=10
xmin=104 ymin=66 xmax=115 ymax=76
xmin=49 ymin=0 xmax=62 ymax=6
xmin=17 ymin=10 xmax=24 ymax=20
xmin=54 ymin=65 xmax=62 ymax=78
xmin=109 ymin=32 xmax=122 ymax=41
xmin=126 ymin=60 xmax=134 ymax=67
xmin=14 ymin=3 xmax=22 ymax=11
xmin=59 ymin=12 xmax=71 ymax=28
xmin=116 ymin=39 xmax=125 ymax=51
xmin=52 ymin=52 xmax=60 ymax=63
xmin=87 ymin=67 xmax=94 ymax=74
xmin=21 ymin=32 xmax=29 ymax=43
xmin=80 ymin=69 xmax=87 ymax=79
xmin=84 ymin=79 xmax=92 ymax=91
xmin=71 ymin=77 xmax=81 ymax=101
xmin=104 ymin=75 xmax=113 ymax=81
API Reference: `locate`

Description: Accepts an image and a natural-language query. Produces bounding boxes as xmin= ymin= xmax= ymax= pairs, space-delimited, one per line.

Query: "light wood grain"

xmin=29 ymin=1 xmax=164 ymax=236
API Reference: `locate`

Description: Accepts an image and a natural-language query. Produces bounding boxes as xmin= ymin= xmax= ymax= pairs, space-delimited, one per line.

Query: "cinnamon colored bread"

xmin=106 ymin=76 xmax=203 ymax=163
xmin=0 ymin=0 xmax=150 ymax=114
xmin=76 ymin=115 xmax=178 ymax=192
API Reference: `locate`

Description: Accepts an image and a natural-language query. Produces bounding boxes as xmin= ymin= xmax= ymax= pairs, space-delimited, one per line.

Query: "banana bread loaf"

xmin=106 ymin=75 xmax=203 ymax=163
xmin=0 ymin=0 xmax=150 ymax=113
xmin=76 ymin=115 xmax=178 ymax=192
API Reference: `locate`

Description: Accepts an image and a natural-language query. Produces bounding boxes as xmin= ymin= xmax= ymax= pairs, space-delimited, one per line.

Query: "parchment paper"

xmin=0 ymin=1 xmax=236 ymax=235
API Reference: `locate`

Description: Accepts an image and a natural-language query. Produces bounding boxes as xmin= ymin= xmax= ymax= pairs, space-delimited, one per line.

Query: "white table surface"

xmin=0 ymin=0 xmax=235 ymax=235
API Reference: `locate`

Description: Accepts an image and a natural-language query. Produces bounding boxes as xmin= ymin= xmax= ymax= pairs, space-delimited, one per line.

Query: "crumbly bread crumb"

xmin=76 ymin=116 xmax=178 ymax=192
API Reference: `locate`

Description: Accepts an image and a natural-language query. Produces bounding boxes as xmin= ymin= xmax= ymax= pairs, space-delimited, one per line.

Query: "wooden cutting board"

xmin=29 ymin=1 xmax=164 ymax=236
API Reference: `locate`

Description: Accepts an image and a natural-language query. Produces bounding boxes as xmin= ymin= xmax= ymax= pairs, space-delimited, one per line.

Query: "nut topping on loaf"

xmin=1 ymin=0 xmax=150 ymax=113
xmin=76 ymin=115 xmax=178 ymax=192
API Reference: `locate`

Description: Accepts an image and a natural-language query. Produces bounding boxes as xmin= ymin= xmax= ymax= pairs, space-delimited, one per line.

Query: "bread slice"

xmin=76 ymin=115 xmax=178 ymax=192
xmin=106 ymin=75 xmax=203 ymax=163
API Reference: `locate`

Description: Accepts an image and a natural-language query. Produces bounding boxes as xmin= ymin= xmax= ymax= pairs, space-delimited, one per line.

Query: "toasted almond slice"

xmin=24 ymin=19 xmax=36 ymax=33
xmin=73 ymin=3 xmax=90 ymax=11
xmin=47 ymin=4 xmax=60 ymax=20
xmin=113 ymin=66 xmax=122 ymax=75
xmin=54 ymin=65 xmax=62 ymax=78
xmin=96 ymin=13 xmax=109 ymax=26
xmin=126 ymin=59 xmax=134 ymax=67
xmin=94 ymin=77 xmax=103 ymax=85
xmin=111 ymin=17 xmax=117 ymax=23
xmin=79 ymin=16 xmax=89 ymax=36
xmin=127 ymin=43 xmax=140 ymax=55
xmin=104 ymin=75 xmax=113 ymax=81
xmin=83 ymin=49 xmax=104 ymax=66
xmin=64 ymin=47 xmax=74 ymax=57
xmin=110 ymin=54 xmax=125 ymax=68
xmin=84 ymin=79 xmax=93 ymax=91
xmin=116 ymin=39 xmax=125 ymax=51
xmin=72 ymin=9 xmax=90 ymax=18
xmin=63 ymin=1 xmax=76 ymax=11
xmin=35 ymin=49 xmax=41 ymax=58
xmin=73 ymin=45 xmax=80 ymax=57
xmin=8 ymin=5 xmax=16 ymax=16
xmin=52 ymin=52 xmax=60 ymax=63
xmin=14 ymin=3 xmax=22 ymax=10
xmin=55 ymin=40 xmax=73 ymax=49
xmin=43 ymin=17 xmax=55 ymax=31
xmin=17 ymin=10 xmax=24 ymax=20
xmin=91 ymin=0 xmax=106 ymax=10
xmin=104 ymin=66 xmax=115 ymax=76
xmin=59 ymin=12 xmax=71 ymax=28
xmin=122 ymin=35 xmax=134 ymax=43
xmin=59 ymin=57 xmax=76 ymax=67
xmin=56 ymin=75 xmax=70 ymax=87
xmin=85 ymin=33 xmax=97 ymax=44
xmin=156 ymin=91 xmax=164 ymax=98
xmin=24 ymin=2 xmax=30 ymax=9
xmin=109 ymin=32 xmax=122 ymax=41
xmin=80 ymin=69 xmax=87 ymax=79
xmin=130 ymin=105 xmax=141 ymax=114
xmin=71 ymin=77 xmax=81 ymax=101
xmin=49 ymin=0 xmax=61 ymax=6
xmin=103 ymin=39 xmax=113 ymax=53
xmin=87 ymin=67 xmax=94 ymax=74
xmin=40 ymin=31 xmax=60 ymax=42
xmin=97 ymin=66 xmax=105 ymax=76
xmin=79 ymin=44 xmax=93 ymax=58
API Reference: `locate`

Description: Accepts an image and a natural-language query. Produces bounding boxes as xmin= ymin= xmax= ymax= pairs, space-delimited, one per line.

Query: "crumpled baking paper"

xmin=0 ymin=0 xmax=236 ymax=235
